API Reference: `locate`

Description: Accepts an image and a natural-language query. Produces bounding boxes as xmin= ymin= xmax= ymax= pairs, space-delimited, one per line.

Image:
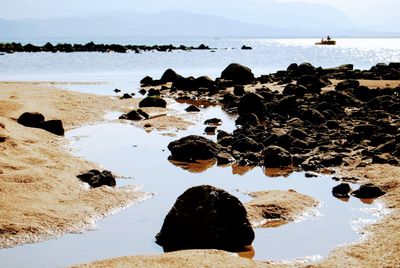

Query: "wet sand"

xmin=1 ymin=81 xmax=399 ymax=267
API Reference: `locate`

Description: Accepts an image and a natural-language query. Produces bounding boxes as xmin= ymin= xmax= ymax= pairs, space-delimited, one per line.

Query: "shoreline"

xmin=1 ymin=70 xmax=399 ymax=267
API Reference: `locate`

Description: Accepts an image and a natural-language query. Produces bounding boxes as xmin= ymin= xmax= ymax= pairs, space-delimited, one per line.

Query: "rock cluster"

xmin=17 ymin=112 xmax=64 ymax=136
xmin=0 ymin=42 xmax=212 ymax=54
xmin=77 ymin=169 xmax=116 ymax=188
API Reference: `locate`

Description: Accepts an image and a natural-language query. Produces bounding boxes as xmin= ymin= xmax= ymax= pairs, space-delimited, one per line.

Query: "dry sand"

xmin=0 ymin=82 xmax=190 ymax=248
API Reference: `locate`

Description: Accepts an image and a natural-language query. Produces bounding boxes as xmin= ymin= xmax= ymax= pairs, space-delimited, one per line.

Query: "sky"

xmin=0 ymin=0 xmax=399 ymax=32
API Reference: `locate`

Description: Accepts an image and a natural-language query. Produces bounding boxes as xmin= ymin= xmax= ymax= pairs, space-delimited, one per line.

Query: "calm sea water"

xmin=0 ymin=38 xmax=399 ymax=88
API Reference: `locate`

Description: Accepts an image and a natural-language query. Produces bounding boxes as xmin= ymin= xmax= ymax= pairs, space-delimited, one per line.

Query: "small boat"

xmin=315 ymin=36 xmax=336 ymax=45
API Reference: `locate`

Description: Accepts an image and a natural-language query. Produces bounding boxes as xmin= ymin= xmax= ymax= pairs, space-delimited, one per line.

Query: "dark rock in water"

xmin=168 ymin=135 xmax=220 ymax=162
xmin=17 ymin=112 xmax=45 ymax=127
xmin=148 ymin=88 xmax=161 ymax=96
xmin=332 ymin=183 xmax=352 ymax=198
xmin=77 ymin=169 xmax=116 ymax=188
xmin=39 ymin=120 xmax=64 ymax=136
xmin=335 ymin=80 xmax=360 ymax=91
xmin=351 ymin=183 xmax=386 ymax=199
xmin=160 ymin=69 xmax=182 ymax=83
xmin=220 ymin=63 xmax=255 ymax=85
xmin=113 ymin=88 xmax=121 ymax=93
xmin=155 ymin=185 xmax=254 ymax=252
xmin=185 ymin=105 xmax=201 ymax=112
xmin=238 ymin=93 xmax=266 ymax=117
xmin=140 ymin=76 xmax=154 ymax=86
xmin=139 ymin=97 xmax=167 ymax=108
xmin=120 ymin=93 xmax=132 ymax=99
xmin=119 ymin=110 xmax=146 ymax=121
xmin=217 ymin=152 xmax=234 ymax=165
xmin=263 ymin=146 xmax=292 ymax=168
xmin=204 ymin=118 xmax=222 ymax=126
xmin=233 ymin=85 xmax=245 ymax=96
xmin=205 ymin=126 xmax=217 ymax=134
xmin=139 ymin=89 xmax=147 ymax=95
xmin=241 ymin=45 xmax=252 ymax=50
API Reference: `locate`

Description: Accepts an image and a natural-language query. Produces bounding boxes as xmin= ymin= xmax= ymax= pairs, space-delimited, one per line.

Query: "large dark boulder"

xmin=335 ymin=80 xmax=360 ymax=91
xmin=297 ymin=75 xmax=323 ymax=93
xmin=238 ymin=93 xmax=266 ymax=117
xmin=155 ymin=185 xmax=254 ymax=251
xmin=77 ymin=169 xmax=116 ymax=188
xmin=231 ymin=136 xmax=262 ymax=153
xmin=39 ymin=120 xmax=65 ymax=136
xmin=17 ymin=112 xmax=45 ymax=127
xmin=351 ymin=183 xmax=386 ymax=199
xmin=168 ymin=135 xmax=220 ymax=162
xmin=220 ymin=63 xmax=255 ymax=85
xmin=139 ymin=97 xmax=167 ymax=108
xmin=160 ymin=69 xmax=182 ymax=83
xmin=119 ymin=109 xmax=148 ymax=121
xmin=332 ymin=183 xmax=352 ymax=198
xmin=263 ymin=146 xmax=292 ymax=167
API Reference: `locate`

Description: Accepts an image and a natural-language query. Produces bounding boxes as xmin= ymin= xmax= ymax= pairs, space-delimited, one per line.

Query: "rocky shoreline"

xmin=0 ymin=42 xmax=215 ymax=53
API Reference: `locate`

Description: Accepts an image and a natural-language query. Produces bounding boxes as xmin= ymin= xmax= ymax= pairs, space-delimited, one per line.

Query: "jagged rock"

xmin=220 ymin=63 xmax=255 ymax=85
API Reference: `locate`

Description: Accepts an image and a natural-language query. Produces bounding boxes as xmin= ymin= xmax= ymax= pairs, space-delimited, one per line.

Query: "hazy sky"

xmin=1 ymin=0 xmax=399 ymax=31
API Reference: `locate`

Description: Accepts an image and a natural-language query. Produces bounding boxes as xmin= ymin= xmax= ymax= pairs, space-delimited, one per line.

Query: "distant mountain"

xmin=0 ymin=10 xmax=397 ymax=39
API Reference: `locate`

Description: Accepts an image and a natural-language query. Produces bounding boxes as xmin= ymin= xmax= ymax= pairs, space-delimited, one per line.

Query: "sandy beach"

xmin=1 ymin=78 xmax=399 ymax=267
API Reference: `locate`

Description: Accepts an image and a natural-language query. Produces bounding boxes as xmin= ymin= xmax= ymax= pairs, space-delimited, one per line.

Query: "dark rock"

xmin=119 ymin=110 xmax=146 ymax=121
xmin=194 ymin=76 xmax=215 ymax=89
xmin=120 ymin=93 xmax=132 ymax=99
xmin=326 ymin=120 xmax=340 ymax=129
xmin=39 ymin=120 xmax=64 ymax=136
xmin=17 ymin=112 xmax=45 ymax=127
xmin=351 ymin=183 xmax=386 ymax=199
xmin=231 ymin=136 xmax=262 ymax=153
xmin=160 ymin=69 xmax=182 ymax=83
xmin=238 ymin=93 xmax=266 ymax=116
xmin=148 ymin=88 xmax=161 ymax=96
xmin=114 ymin=88 xmax=121 ymax=93
xmin=287 ymin=63 xmax=298 ymax=71
xmin=77 ymin=169 xmax=116 ymax=188
xmin=233 ymin=85 xmax=245 ymax=96
xmin=155 ymin=185 xmax=254 ymax=251
xmin=294 ymin=63 xmax=315 ymax=76
xmin=235 ymin=113 xmax=259 ymax=126
xmin=139 ymin=89 xmax=147 ymax=95
xmin=263 ymin=146 xmax=292 ymax=168
xmin=205 ymin=126 xmax=217 ymax=134
xmin=140 ymin=76 xmax=154 ymax=86
xmin=168 ymin=135 xmax=220 ymax=162
xmin=204 ymin=118 xmax=222 ymax=126
xmin=301 ymin=109 xmax=326 ymax=125
xmin=185 ymin=105 xmax=201 ymax=112
xmin=332 ymin=183 xmax=352 ymax=198
xmin=220 ymin=63 xmax=255 ymax=85
xmin=335 ymin=80 xmax=360 ymax=91
xmin=319 ymin=155 xmax=343 ymax=167
xmin=297 ymin=75 xmax=323 ymax=93
xmin=217 ymin=153 xmax=235 ymax=165
xmin=139 ymin=97 xmax=167 ymax=108
xmin=217 ymin=130 xmax=230 ymax=140
xmin=241 ymin=45 xmax=252 ymax=50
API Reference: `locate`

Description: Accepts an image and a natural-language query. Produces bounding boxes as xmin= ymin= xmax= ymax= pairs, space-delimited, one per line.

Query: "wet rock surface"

xmin=155 ymin=185 xmax=254 ymax=252
xmin=147 ymin=62 xmax=400 ymax=172
xmin=168 ymin=135 xmax=220 ymax=162
xmin=77 ymin=169 xmax=116 ymax=188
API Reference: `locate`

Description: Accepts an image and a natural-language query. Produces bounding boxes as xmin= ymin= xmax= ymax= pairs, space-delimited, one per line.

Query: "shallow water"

xmin=0 ymin=100 xmax=386 ymax=267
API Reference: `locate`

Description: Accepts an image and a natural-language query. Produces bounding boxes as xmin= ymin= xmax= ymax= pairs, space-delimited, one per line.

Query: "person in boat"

xmin=327 ymin=35 xmax=331 ymax=41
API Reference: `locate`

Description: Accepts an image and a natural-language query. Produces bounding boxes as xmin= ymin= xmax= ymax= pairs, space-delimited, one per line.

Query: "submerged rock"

xmin=77 ymin=169 xmax=116 ymax=188
xmin=155 ymin=185 xmax=254 ymax=251
xmin=168 ymin=135 xmax=220 ymax=162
